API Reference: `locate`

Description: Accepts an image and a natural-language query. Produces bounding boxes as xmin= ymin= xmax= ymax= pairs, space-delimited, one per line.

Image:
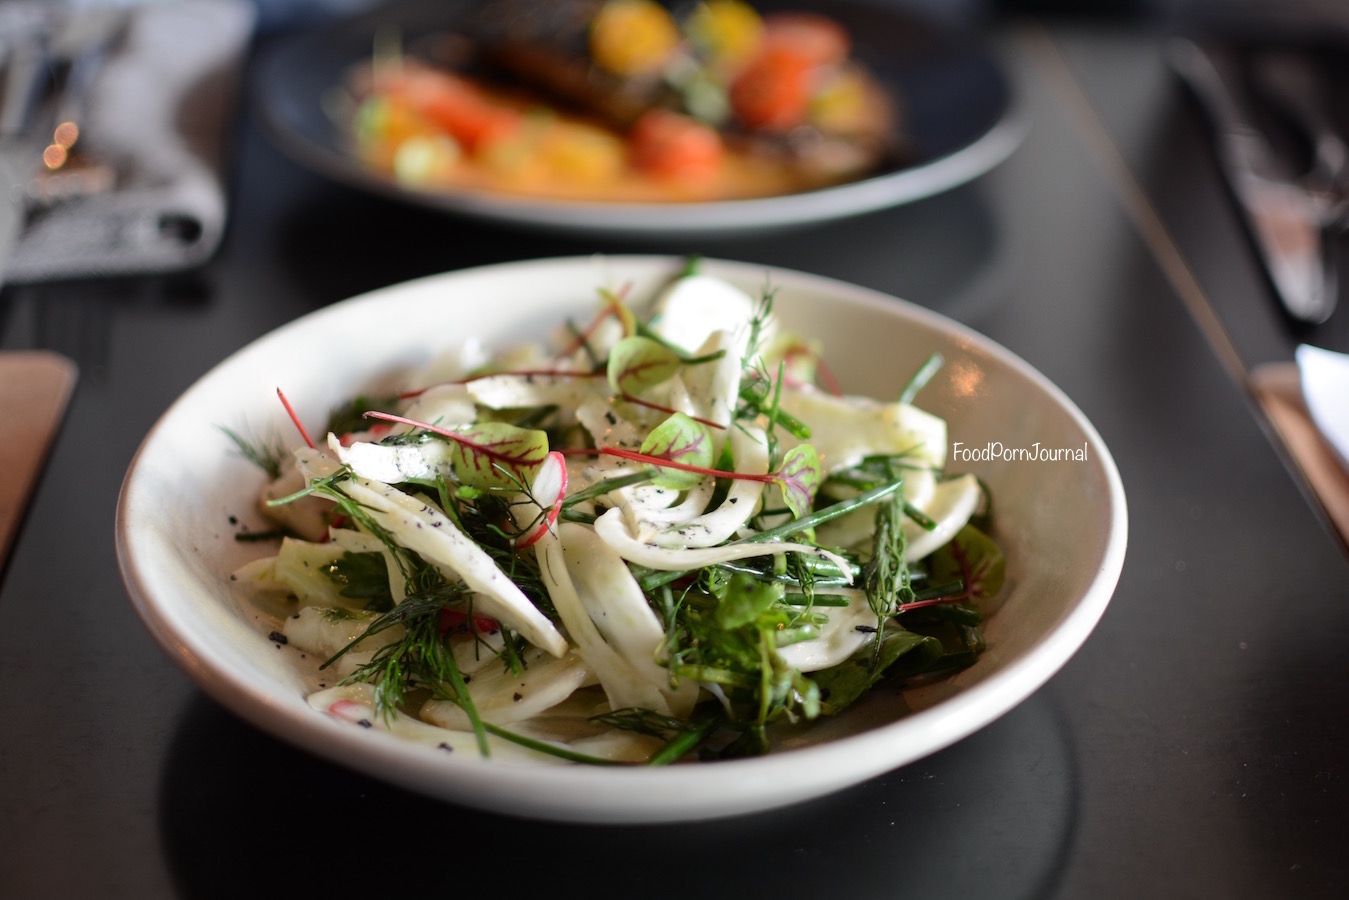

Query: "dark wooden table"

xmin=3 ymin=14 xmax=1347 ymax=899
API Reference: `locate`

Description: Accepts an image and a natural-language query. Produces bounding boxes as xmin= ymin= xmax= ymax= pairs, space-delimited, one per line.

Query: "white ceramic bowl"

xmin=116 ymin=256 xmax=1127 ymax=823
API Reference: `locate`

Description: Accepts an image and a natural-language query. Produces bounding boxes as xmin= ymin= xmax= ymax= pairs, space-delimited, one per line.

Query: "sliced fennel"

xmin=233 ymin=269 xmax=1002 ymax=766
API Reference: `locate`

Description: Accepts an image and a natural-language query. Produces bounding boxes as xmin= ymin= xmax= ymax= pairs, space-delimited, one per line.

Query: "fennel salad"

xmin=228 ymin=267 xmax=1004 ymax=765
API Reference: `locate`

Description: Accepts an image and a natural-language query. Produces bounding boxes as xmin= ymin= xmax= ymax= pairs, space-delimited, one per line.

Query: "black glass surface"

xmin=2 ymin=17 xmax=1348 ymax=900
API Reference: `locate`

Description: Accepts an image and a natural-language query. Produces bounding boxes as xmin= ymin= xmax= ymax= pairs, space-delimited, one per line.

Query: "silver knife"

xmin=1169 ymin=38 xmax=1338 ymax=324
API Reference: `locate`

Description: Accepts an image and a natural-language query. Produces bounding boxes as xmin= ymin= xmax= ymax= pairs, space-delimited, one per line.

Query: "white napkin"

xmin=1296 ymin=344 xmax=1349 ymax=473
xmin=5 ymin=0 xmax=255 ymax=283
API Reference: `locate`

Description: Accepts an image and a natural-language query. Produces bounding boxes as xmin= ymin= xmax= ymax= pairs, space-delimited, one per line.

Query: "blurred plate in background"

xmin=254 ymin=0 xmax=1025 ymax=235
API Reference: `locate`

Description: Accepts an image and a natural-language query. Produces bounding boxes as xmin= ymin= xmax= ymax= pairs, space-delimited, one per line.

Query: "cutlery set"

xmin=0 ymin=4 xmax=124 ymax=279
xmin=1170 ymin=38 xmax=1347 ymax=324
xmin=1173 ymin=39 xmax=1349 ymax=532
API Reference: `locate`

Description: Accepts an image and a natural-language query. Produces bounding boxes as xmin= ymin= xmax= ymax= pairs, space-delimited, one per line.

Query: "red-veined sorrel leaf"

xmin=607 ymin=336 xmax=682 ymax=396
xmin=774 ymin=444 xmax=821 ymax=518
xmin=445 ymin=421 xmax=550 ymax=491
xmin=927 ymin=523 xmax=1005 ymax=606
xmin=638 ymin=412 xmax=713 ymax=489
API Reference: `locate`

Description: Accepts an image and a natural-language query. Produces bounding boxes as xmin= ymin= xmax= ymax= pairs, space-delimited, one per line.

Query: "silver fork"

xmin=1253 ymin=50 xmax=1349 ymax=231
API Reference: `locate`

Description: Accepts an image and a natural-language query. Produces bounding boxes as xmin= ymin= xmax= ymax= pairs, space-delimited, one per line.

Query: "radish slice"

xmin=514 ymin=451 xmax=567 ymax=549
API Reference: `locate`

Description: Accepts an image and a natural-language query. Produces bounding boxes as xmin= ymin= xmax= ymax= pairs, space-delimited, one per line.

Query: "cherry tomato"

xmin=628 ymin=109 xmax=725 ymax=181
xmin=729 ymin=47 xmax=812 ymax=132
xmin=380 ymin=66 xmax=521 ymax=152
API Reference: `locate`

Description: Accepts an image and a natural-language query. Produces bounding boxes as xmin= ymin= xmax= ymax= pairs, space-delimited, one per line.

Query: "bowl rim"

xmin=115 ymin=255 xmax=1127 ymax=822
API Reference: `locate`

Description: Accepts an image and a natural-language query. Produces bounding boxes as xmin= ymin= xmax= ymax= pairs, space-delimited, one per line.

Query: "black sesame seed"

xmin=268 ymin=631 xmax=289 ymax=644
xmin=357 ymin=719 xmax=373 ymax=729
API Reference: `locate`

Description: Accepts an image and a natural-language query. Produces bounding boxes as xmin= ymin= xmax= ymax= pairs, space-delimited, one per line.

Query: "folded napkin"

xmin=1249 ymin=361 xmax=1349 ymax=550
xmin=5 ymin=0 xmax=255 ymax=283
xmin=1296 ymin=344 xmax=1349 ymax=471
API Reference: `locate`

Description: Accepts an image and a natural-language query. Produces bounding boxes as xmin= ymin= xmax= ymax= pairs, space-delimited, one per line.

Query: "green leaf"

xmin=774 ymin=444 xmax=821 ymax=518
xmin=324 ymin=551 xmax=394 ymax=612
xmin=714 ymin=573 xmax=785 ymax=630
xmin=607 ymin=336 xmax=682 ymax=395
xmin=863 ymin=472 xmax=914 ymax=621
xmin=638 ymin=413 xmax=714 ymax=489
xmin=220 ymin=425 xmax=285 ymax=479
xmin=927 ymin=523 xmax=1006 ymax=607
xmin=719 ymin=723 xmax=770 ymax=759
xmin=812 ymin=628 xmax=943 ymax=714
xmin=897 ymin=353 xmax=944 ymax=406
xmin=589 ymin=708 xmax=692 ymax=739
xmin=445 ymin=422 xmax=549 ymax=490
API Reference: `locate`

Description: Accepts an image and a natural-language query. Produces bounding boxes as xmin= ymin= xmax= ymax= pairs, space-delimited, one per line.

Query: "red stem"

xmin=558 ymin=445 xmax=777 ymax=483
xmin=897 ymin=594 xmax=968 ymax=613
xmin=276 ymin=388 xmax=315 ymax=450
xmin=619 ymin=393 xmax=726 ymax=430
xmin=362 ymin=410 xmax=542 ymax=470
xmin=815 ymin=358 xmax=843 ymax=396
xmin=556 ymin=281 xmax=632 ymax=359
xmin=514 ymin=451 xmax=567 ymax=550
xmin=896 ymin=539 xmax=986 ymax=612
xmin=780 ymin=345 xmax=844 ymax=396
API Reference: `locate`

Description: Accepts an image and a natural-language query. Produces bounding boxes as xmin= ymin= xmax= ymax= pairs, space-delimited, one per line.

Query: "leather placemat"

xmin=1249 ymin=361 xmax=1349 ymax=551
xmin=0 ymin=350 xmax=78 ymax=569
